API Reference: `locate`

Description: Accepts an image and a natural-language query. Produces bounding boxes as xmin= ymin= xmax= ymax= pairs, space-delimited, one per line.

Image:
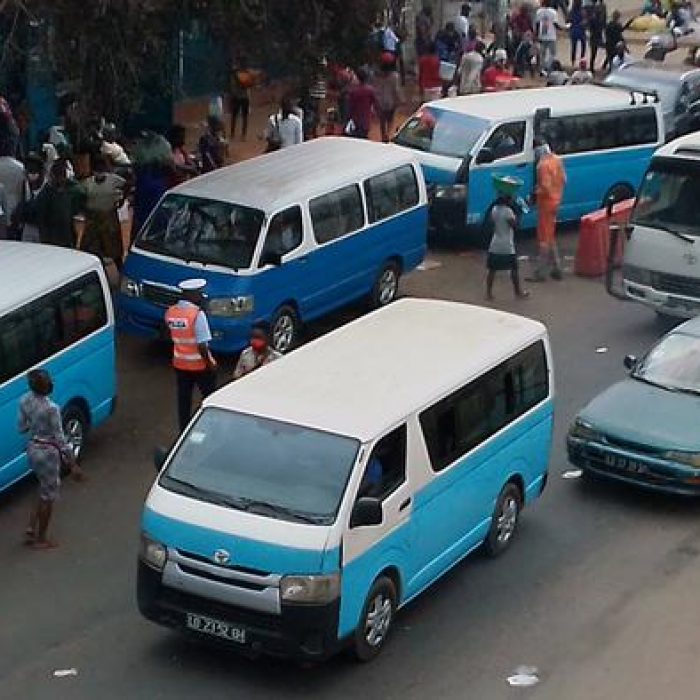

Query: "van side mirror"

xmin=623 ymin=354 xmax=637 ymax=371
xmin=350 ymin=497 xmax=383 ymax=528
xmin=476 ymin=147 xmax=494 ymax=165
xmin=154 ymin=446 xmax=169 ymax=472
xmin=260 ymin=252 xmax=282 ymax=268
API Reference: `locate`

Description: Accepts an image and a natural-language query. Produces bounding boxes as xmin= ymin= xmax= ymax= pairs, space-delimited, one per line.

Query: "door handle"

xmin=399 ymin=497 xmax=412 ymax=511
xmin=516 ymin=163 xmax=527 ymax=168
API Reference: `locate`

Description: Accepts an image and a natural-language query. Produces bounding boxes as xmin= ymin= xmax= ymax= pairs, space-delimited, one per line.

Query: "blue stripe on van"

xmin=142 ymin=507 xmax=339 ymax=575
xmin=337 ymin=400 xmax=553 ymax=639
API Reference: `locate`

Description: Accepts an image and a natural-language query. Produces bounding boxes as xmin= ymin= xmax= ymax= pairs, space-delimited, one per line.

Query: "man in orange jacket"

xmin=530 ymin=137 xmax=566 ymax=282
xmin=165 ymin=279 xmax=218 ymax=432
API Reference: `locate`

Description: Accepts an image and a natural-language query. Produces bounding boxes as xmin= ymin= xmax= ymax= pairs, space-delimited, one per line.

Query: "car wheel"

xmin=371 ymin=262 xmax=400 ymax=309
xmin=353 ymin=576 xmax=397 ymax=662
xmin=270 ymin=305 xmax=300 ymax=354
xmin=483 ymin=482 xmax=522 ymax=557
xmin=601 ymin=184 xmax=634 ymax=210
xmin=62 ymin=404 xmax=88 ymax=462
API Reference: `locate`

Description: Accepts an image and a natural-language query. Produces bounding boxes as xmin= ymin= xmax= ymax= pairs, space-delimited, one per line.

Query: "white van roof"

xmin=172 ymin=137 xmax=420 ymax=213
xmin=206 ymin=299 xmax=547 ymax=442
xmin=655 ymin=131 xmax=700 ymax=159
xmin=0 ymin=242 xmax=102 ymax=315
xmin=429 ymin=85 xmax=655 ymax=121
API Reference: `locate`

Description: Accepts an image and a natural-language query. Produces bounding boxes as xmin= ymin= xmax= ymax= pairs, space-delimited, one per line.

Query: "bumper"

xmin=567 ymin=436 xmax=700 ymax=496
xmin=137 ymin=561 xmax=342 ymax=660
xmin=623 ymin=280 xmax=700 ymax=319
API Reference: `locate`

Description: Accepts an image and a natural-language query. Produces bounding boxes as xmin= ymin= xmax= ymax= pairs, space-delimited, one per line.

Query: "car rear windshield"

xmin=136 ymin=194 xmax=264 ymax=270
xmin=394 ymin=106 xmax=488 ymax=159
xmin=160 ymin=408 xmax=360 ymax=525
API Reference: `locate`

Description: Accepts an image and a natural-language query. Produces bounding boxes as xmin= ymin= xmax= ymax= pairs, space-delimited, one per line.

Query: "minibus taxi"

xmin=392 ymin=85 xmax=663 ymax=241
xmin=623 ymin=132 xmax=700 ymax=318
xmin=0 ymin=243 xmax=116 ymax=493
xmin=119 ymin=137 xmax=428 ymax=353
xmin=137 ymin=299 xmax=554 ymax=661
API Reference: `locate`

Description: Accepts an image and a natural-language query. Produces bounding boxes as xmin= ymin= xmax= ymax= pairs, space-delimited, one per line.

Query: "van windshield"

xmin=160 ymin=408 xmax=360 ymax=525
xmin=632 ymin=160 xmax=700 ymax=236
xmin=394 ymin=106 xmax=488 ymax=159
xmin=136 ymin=194 xmax=265 ymax=270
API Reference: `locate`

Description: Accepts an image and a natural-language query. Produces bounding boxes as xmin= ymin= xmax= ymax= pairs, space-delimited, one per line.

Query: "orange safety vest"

xmin=165 ymin=304 xmax=207 ymax=372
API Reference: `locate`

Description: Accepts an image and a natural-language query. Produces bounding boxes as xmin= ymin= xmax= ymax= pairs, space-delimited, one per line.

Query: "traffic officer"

xmin=165 ymin=279 xmax=218 ymax=432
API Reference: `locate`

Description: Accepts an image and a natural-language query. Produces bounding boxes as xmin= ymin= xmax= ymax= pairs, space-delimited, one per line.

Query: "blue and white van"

xmin=0 ymin=243 xmax=116 ymax=493
xmin=137 ymin=299 xmax=554 ymax=661
xmin=392 ymin=85 xmax=663 ymax=241
xmin=119 ymin=137 xmax=428 ymax=353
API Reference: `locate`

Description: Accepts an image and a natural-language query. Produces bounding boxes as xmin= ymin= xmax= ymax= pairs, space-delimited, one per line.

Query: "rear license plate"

xmin=185 ymin=613 xmax=247 ymax=644
xmin=603 ymin=453 xmax=646 ymax=474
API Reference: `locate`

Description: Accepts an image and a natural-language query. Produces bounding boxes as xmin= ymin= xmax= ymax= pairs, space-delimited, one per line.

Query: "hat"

xmin=178 ymin=278 xmax=207 ymax=292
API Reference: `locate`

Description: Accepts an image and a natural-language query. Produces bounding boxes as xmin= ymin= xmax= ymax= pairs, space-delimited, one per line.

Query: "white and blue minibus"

xmin=119 ymin=137 xmax=428 ymax=354
xmin=137 ymin=299 xmax=553 ymax=661
xmin=392 ymin=85 xmax=664 ymax=242
xmin=0 ymin=243 xmax=116 ymax=493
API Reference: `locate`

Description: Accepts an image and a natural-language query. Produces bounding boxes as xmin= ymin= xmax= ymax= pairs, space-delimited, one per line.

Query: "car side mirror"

xmin=623 ymin=354 xmax=637 ymax=371
xmin=350 ymin=497 xmax=383 ymax=528
xmin=260 ymin=251 xmax=282 ymax=268
xmin=476 ymin=147 xmax=494 ymax=165
xmin=154 ymin=446 xmax=169 ymax=472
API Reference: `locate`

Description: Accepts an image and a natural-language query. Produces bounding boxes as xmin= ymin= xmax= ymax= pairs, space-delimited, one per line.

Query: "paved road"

xmin=2 ymin=234 xmax=699 ymax=699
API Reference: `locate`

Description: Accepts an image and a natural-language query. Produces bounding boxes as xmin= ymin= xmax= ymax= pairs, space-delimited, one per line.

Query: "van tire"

xmin=483 ymin=483 xmax=522 ymax=557
xmin=353 ymin=576 xmax=398 ymax=662
xmin=370 ymin=262 xmax=400 ymax=308
xmin=270 ymin=305 xmax=300 ymax=354
xmin=62 ymin=404 xmax=89 ymax=463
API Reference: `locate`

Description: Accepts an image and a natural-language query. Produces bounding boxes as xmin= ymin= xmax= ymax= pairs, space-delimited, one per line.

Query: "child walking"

xmin=486 ymin=183 xmax=529 ymax=300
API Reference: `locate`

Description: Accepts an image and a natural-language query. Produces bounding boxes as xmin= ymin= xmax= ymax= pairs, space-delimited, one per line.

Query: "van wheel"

xmin=371 ymin=262 xmax=400 ymax=308
xmin=271 ymin=305 xmax=300 ymax=354
xmin=483 ymin=483 xmax=522 ymax=557
xmin=602 ymin=184 xmax=634 ymax=209
xmin=353 ymin=576 xmax=397 ymax=662
xmin=62 ymin=404 xmax=88 ymax=462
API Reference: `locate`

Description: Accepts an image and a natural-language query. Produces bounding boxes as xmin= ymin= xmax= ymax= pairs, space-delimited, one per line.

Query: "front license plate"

xmin=185 ymin=613 xmax=247 ymax=644
xmin=603 ymin=453 xmax=646 ymax=474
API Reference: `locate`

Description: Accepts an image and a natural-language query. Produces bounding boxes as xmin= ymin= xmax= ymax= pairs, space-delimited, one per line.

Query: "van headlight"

xmin=663 ymin=451 xmax=700 ymax=468
xmin=434 ymin=184 xmax=467 ymax=200
xmin=139 ymin=533 xmax=167 ymax=571
xmin=120 ymin=276 xmax=141 ymax=297
xmin=208 ymin=296 xmax=254 ymax=317
xmin=569 ymin=419 xmax=604 ymax=442
xmin=280 ymin=573 xmax=340 ymax=604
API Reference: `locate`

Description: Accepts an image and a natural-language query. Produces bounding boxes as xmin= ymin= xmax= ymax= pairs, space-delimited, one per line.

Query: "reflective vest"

xmin=165 ymin=304 xmax=207 ymax=372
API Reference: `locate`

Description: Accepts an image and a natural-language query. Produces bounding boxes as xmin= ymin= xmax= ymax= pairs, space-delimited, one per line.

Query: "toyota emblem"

xmin=213 ymin=549 xmax=230 ymax=565
xmin=683 ymin=252 xmax=698 ymax=265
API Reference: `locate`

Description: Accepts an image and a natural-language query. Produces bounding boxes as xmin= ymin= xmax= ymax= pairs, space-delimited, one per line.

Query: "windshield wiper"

xmin=236 ymin=498 xmax=325 ymax=524
xmin=163 ymin=476 xmax=248 ymax=510
xmin=631 ymin=374 xmax=681 ymax=392
xmin=634 ymin=219 xmax=695 ymax=244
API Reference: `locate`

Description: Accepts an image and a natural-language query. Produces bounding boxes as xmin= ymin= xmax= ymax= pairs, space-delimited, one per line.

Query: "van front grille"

xmin=651 ymin=272 xmax=700 ymax=298
xmin=142 ymin=283 xmax=180 ymax=307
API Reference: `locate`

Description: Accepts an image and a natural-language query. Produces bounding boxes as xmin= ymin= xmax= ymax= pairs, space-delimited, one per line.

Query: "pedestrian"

xmin=511 ymin=4 xmax=535 ymax=51
xmin=482 ymin=48 xmax=515 ymax=90
xmin=18 ymin=369 xmax=84 ymax=550
xmin=345 ymin=68 xmax=380 ymax=139
xmin=457 ymin=3 xmax=471 ymax=40
xmin=602 ymin=10 xmax=628 ymax=72
xmin=610 ymin=41 xmax=631 ymax=71
xmin=435 ymin=22 xmax=462 ymax=64
xmin=264 ymin=96 xmax=303 ymax=152
xmin=486 ymin=183 xmax=529 ymax=300
xmin=165 ymin=279 xmax=218 ymax=433
xmin=536 ymin=0 xmax=561 ymax=73
xmin=17 ymin=152 xmax=46 ymax=243
xmin=568 ymin=0 xmax=587 ymax=65
xmin=418 ymin=43 xmax=443 ymax=102
xmin=457 ymin=40 xmax=485 ymax=93
xmin=570 ymin=57 xmax=594 ymax=83
xmin=230 ymin=54 xmax=253 ymax=140
xmin=168 ymin=124 xmax=199 ymax=187
xmin=546 ymin=59 xmax=570 ymax=85
xmin=233 ymin=322 xmax=282 ymax=380
xmin=30 ymin=159 xmax=82 ymax=248
xmin=79 ymin=154 xmax=127 ymax=274
xmin=588 ymin=0 xmax=606 ymax=71
xmin=415 ymin=4 xmax=435 ymax=57
xmin=199 ymin=115 xmax=227 ymax=172
xmin=0 ymin=134 xmax=24 ymax=240
xmin=513 ymin=30 xmax=538 ymax=78
xmin=373 ymin=54 xmax=403 ymax=142
xmin=529 ymin=137 xmax=566 ymax=282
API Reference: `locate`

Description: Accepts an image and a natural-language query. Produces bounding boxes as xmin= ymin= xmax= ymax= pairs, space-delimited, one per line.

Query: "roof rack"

xmin=629 ymin=89 xmax=660 ymax=106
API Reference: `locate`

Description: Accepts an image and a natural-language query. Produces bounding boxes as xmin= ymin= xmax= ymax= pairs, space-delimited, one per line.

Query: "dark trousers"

xmin=176 ymin=369 xmax=216 ymax=432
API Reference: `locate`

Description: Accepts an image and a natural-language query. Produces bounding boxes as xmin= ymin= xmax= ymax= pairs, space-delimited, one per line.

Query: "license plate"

xmin=185 ymin=613 xmax=247 ymax=644
xmin=603 ymin=453 xmax=646 ymax=474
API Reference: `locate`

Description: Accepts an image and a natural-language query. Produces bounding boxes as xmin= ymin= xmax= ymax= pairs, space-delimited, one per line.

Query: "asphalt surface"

xmin=2 ymin=232 xmax=699 ymax=700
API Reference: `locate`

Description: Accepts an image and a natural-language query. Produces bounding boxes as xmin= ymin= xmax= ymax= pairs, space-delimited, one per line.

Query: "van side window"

xmin=364 ymin=165 xmax=419 ymax=223
xmin=0 ymin=271 xmax=107 ymax=384
xmin=260 ymin=206 xmax=303 ymax=262
xmin=357 ymin=424 xmax=407 ymax=500
xmin=309 ymin=185 xmax=364 ymax=244
xmin=419 ymin=341 xmax=549 ymax=472
xmin=484 ymin=121 xmax=526 ymax=160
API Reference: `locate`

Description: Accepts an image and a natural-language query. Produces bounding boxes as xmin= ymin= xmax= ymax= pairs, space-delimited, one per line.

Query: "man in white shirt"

xmin=265 ymin=97 xmax=303 ymax=150
xmin=0 ymin=137 xmax=24 ymax=239
xmin=536 ymin=0 xmax=560 ymax=73
xmin=456 ymin=3 xmax=470 ymax=39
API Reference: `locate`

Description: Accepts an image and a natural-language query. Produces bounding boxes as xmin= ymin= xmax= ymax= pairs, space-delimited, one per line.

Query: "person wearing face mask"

xmin=233 ymin=322 xmax=282 ymax=380
xmin=529 ymin=137 xmax=566 ymax=282
xmin=79 ymin=154 xmax=126 ymax=274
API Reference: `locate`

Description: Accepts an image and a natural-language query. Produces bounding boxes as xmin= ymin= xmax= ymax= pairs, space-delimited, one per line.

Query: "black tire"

xmin=353 ymin=576 xmax=398 ymax=662
xmin=483 ymin=482 xmax=523 ymax=557
xmin=370 ymin=262 xmax=400 ymax=309
xmin=270 ymin=304 xmax=300 ymax=354
xmin=601 ymin=184 xmax=635 ymax=209
xmin=62 ymin=404 xmax=89 ymax=463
